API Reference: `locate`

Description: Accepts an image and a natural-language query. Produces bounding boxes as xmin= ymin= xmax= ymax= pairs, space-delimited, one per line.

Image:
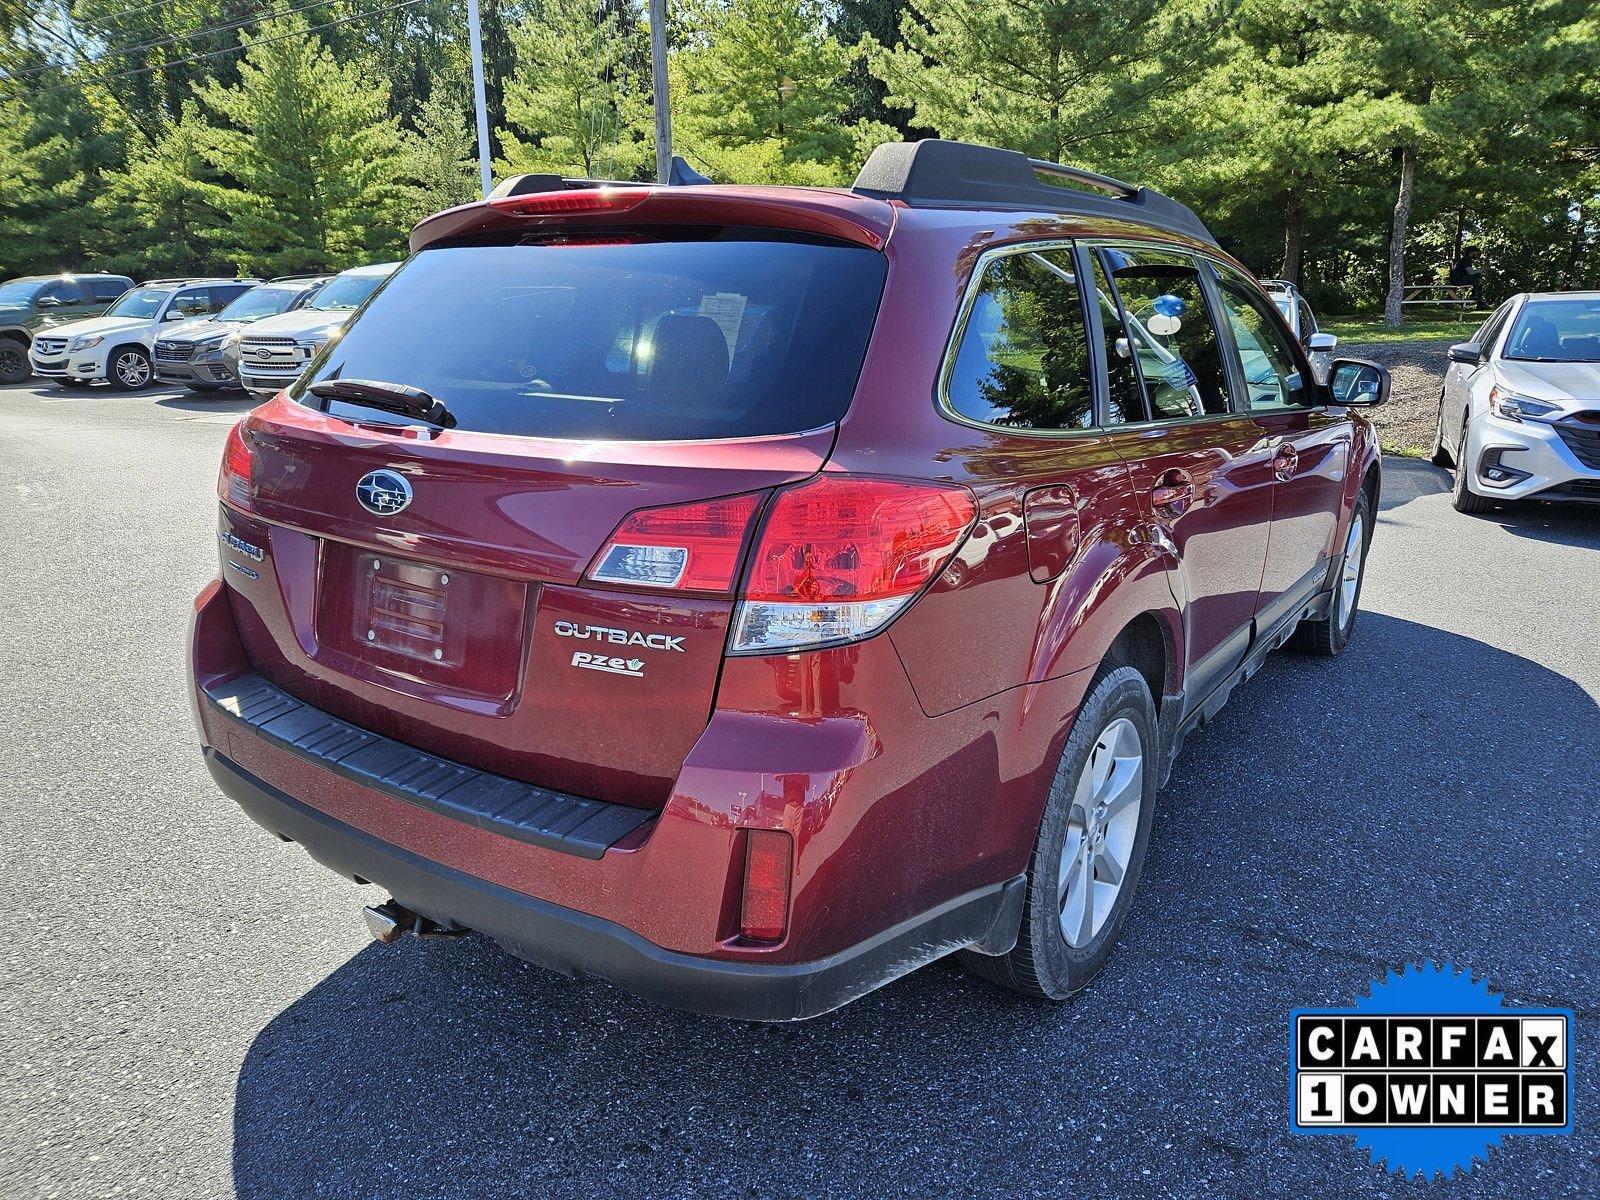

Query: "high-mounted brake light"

xmin=586 ymin=492 xmax=763 ymax=594
xmin=487 ymin=188 xmax=651 ymax=217
xmin=731 ymin=476 xmax=975 ymax=654
xmin=219 ymin=421 xmax=254 ymax=511
xmin=740 ymin=829 xmax=792 ymax=942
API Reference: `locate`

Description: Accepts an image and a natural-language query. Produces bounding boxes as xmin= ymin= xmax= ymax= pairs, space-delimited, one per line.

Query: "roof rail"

xmin=851 ymin=139 xmax=1216 ymax=246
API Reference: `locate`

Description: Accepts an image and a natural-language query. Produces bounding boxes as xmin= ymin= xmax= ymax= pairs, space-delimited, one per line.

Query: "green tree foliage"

xmin=868 ymin=0 xmax=1222 ymax=164
xmin=191 ymin=17 xmax=410 ymax=274
xmin=96 ymin=104 xmax=226 ymax=277
xmin=0 ymin=0 xmax=1594 ymax=319
xmin=405 ymin=81 xmax=482 ymax=219
xmin=498 ymin=0 xmax=653 ymax=180
xmin=675 ymin=0 xmax=886 ymax=184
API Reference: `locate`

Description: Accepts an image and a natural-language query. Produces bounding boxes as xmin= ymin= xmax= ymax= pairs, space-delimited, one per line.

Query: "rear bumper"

xmin=205 ymin=747 xmax=1021 ymax=1021
xmin=190 ymin=578 xmax=1040 ymax=1019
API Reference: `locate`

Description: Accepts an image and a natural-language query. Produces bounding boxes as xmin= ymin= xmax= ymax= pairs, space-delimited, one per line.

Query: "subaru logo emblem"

xmin=356 ymin=469 xmax=413 ymax=516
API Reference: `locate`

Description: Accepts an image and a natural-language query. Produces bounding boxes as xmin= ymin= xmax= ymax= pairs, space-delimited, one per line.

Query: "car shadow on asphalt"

xmin=1380 ymin=454 xmax=1599 ymax=549
xmin=155 ymin=394 xmax=258 ymax=415
xmin=229 ymin=612 xmax=1599 ymax=1199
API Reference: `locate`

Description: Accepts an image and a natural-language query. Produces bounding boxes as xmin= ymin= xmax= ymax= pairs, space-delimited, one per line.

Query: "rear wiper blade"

xmin=308 ymin=378 xmax=457 ymax=428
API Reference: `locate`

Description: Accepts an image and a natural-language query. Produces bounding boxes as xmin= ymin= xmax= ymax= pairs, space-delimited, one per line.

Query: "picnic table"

xmin=1401 ymin=283 xmax=1475 ymax=308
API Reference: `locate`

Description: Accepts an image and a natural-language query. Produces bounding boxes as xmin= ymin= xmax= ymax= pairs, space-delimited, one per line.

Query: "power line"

xmin=4 ymin=0 xmax=426 ymax=101
xmin=2 ymin=0 xmax=348 ymax=83
xmin=73 ymin=0 xmax=188 ymax=34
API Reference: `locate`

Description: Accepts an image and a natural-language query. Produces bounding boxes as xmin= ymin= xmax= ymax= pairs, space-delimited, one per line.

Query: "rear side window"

xmin=209 ymin=284 xmax=251 ymax=311
xmin=1098 ymin=246 xmax=1232 ymax=420
xmin=298 ymin=234 xmax=887 ymax=441
xmin=944 ymin=247 xmax=1094 ymax=432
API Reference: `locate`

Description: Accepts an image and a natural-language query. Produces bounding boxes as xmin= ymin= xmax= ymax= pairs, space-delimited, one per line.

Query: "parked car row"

xmin=2 ymin=263 xmax=398 ymax=394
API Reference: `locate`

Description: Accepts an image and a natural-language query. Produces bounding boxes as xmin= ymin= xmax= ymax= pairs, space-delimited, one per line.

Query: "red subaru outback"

xmin=191 ymin=140 xmax=1388 ymax=1019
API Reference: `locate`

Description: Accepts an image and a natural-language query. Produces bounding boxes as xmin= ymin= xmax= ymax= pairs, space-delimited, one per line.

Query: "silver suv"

xmin=236 ymin=263 xmax=398 ymax=397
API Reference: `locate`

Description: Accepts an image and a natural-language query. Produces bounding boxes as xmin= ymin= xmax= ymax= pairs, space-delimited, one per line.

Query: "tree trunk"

xmin=1280 ymin=187 xmax=1304 ymax=285
xmin=1383 ymin=143 xmax=1416 ymax=329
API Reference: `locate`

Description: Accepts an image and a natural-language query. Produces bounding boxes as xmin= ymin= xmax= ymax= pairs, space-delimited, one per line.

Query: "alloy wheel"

xmin=1338 ymin=512 xmax=1364 ymax=632
xmin=114 ymin=351 xmax=150 ymax=388
xmin=1057 ymin=716 xmax=1143 ymax=948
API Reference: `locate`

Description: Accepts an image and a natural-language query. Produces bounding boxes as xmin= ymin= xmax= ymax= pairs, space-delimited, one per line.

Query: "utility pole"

xmin=466 ymin=0 xmax=493 ymax=197
xmin=649 ymin=0 xmax=671 ymax=183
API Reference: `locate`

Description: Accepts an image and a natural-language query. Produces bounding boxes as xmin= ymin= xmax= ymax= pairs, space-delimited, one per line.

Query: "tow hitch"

xmin=362 ymin=900 xmax=468 ymax=943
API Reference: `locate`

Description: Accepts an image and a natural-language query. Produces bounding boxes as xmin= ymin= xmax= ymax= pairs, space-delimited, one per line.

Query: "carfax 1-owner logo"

xmin=1290 ymin=962 xmax=1574 ymax=1178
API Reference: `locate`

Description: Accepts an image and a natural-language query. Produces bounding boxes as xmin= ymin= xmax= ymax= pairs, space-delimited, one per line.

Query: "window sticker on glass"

xmin=698 ymin=292 xmax=748 ymax=358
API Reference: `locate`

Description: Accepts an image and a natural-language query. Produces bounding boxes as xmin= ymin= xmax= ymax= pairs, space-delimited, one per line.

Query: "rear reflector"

xmin=740 ymin=829 xmax=792 ymax=942
xmin=731 ymin=476 xmax=975 ymax=653
xmin=219 ymin=421 xmax=254 ymax=511
xmin=488 ymin=188 xmax=650 ymax=217
xmin=586 ymin=492 xmax=764 ymax=594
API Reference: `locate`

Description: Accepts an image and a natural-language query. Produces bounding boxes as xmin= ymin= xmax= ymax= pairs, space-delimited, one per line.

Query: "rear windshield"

xmin=294 ymin=233 xmax=887 ymax=441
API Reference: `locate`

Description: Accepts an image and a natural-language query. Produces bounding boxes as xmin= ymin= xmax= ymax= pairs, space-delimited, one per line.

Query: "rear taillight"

xmin=586 ymin=492 xmax=763 ymax=594
xmin=586 ymin=477 xmax=975 ymax=650
xmin=740 ymin=829 xmax=792 ymax=942
xmin=488 ymin=187 xmax=650 ymax=217
xmin=219 ymin=421 xmax=254 ymax=511
xmin=731 ymin=476 xmax=975 ymax=654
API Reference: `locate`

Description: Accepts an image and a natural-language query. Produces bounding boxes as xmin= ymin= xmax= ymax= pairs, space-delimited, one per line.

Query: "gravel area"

xmin=1342 ymin=339 xmax=1453 ymax=454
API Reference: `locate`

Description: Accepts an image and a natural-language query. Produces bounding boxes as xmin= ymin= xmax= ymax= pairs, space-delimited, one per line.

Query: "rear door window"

xmin=1096 ymin=246 xmax=1233 ymax=420
xmin=297 ymin=233 xmax=887 ymax=441
xmin=90 ymin=279 xmax=129 ymax=302
xmin=943 ymin=246 xmax=1094 ymax=431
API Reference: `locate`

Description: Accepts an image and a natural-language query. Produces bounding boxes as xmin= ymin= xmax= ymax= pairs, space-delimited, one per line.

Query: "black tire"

xmin=1451 ymin=425 xmax=1495 ymax=514
xmin=959 ymin=664 xmax=1158 ymax=1000
xmin=107 ymin=345 xmax=152 ymax=391
xmin=1429 ymin=393 xmax=1454 ymax=467
xmin=1289 ymin=486 xmax=1372 ymax=656
xmin=0 ymin=339 xmax=29 ymax=385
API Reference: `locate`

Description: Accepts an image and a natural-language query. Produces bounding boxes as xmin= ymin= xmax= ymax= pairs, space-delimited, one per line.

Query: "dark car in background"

xmin=0 ymin=273 xmax=134 ymax=384
xmin=154 ymin=275 xmax=331 ymax=393
xmin=192 ymin=139 xmax=1389 ymax=1020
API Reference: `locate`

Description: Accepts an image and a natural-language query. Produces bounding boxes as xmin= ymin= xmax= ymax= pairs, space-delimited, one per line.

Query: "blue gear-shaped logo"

xmin=1351 ymin=962 xmax=1507 ymax=1179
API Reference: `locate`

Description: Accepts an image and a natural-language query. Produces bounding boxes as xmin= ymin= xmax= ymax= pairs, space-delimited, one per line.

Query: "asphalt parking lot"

xmin=1 ymin=379 xmax=1595 ymax=1199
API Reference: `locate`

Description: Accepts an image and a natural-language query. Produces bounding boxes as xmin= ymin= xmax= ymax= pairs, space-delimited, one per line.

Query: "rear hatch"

xmin=220 ymin=223 xmax=887 ymax=808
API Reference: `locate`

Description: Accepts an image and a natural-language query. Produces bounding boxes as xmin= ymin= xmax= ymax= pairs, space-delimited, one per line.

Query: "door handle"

xmin=1149 ymin=469 xmax=1194 ymax=515
xmin=1274 ymin=444 xmax=1299 ymax=481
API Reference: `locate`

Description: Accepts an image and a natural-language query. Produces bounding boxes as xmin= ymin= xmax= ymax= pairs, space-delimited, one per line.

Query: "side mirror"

xmin=1328 ymin=358 xmax=1389 ymax=406
xmin=163 ymin=308 xmax=187 ymax=321
xmin=1447 ymin=341 xmax=1483 ymax=365
xmin=1306 ymin=331 xmax=1338 ymax=352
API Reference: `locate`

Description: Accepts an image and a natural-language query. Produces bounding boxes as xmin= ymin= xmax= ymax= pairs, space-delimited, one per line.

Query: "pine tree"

xmin=866 ymin=0 xmax=1219 ymax=166
xmin=674 ymin=0 xmax=873 ymax=183
xmin=405 ymin=84 xmax=482 ymax=220
xmin=96 ymin=105 xmax=228 ymax=277
xmin=498 ymin=0 xmax=653 ymax=181
xmin=193 ymin=17 xmax=410 ymax=274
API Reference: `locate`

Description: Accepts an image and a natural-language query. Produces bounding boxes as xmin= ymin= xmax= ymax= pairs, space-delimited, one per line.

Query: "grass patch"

xmin=1380 ymin=441 xmax=1432 ymax=460
xmin=1324 ymin=313 xmax=1489 ymax=344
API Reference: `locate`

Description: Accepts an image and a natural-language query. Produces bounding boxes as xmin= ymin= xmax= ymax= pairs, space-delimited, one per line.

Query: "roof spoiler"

xmin=490 ymin=156 xmax=711 ymax=200
xmin=851 ymin=139 xmax=1216 ymax=246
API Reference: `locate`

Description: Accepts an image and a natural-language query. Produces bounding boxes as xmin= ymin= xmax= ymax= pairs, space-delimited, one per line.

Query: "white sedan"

xmin=1432 ymin=291 xmax=1600 ymax=513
